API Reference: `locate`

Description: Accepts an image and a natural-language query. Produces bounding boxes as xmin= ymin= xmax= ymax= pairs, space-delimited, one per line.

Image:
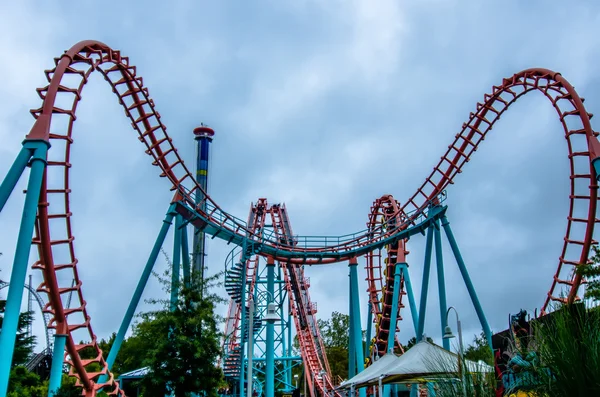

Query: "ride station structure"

xmin=0 ymin=40 xmax=599 ymax=397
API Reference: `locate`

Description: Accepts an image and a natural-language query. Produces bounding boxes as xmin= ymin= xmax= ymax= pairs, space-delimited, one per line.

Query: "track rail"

xmin=16 ymin=38 xmax=600 ymax=395
xmin=365 ymin=195 xmax=407 ymax=361
xmin=397 ymin=69 xmax=599 ymax=312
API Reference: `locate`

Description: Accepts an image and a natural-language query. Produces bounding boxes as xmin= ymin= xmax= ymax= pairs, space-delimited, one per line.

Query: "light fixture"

xmin=262 ymin=302 xmax=280 ymax=322
xmin=442 ymin=325 xmax=455 ymax=339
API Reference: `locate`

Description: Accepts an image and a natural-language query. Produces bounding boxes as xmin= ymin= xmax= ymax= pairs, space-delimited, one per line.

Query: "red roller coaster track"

xmin=13 ymin=39 xmax=599 ymax=396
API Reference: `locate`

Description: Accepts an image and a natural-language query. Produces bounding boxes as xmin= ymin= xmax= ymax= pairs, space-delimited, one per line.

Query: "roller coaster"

xmin=0 ymin=40 xmax=599 ymax=397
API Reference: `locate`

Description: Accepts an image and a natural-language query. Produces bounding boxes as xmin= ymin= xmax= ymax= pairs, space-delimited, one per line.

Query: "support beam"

xmin=0 ymin=146 xmax=33 ymax=213
xmin=348 ymin=258 xmax=365 ymax=384
xmin=364 ymin=296 xmax=373 ymax=362
xmin=102 ymin=204 xmax=177 ymax=380
xmin=266 ymin=257 xmax=276 ymax=397
xmin=441 ymin=215 xmax=493 ymax=349
xmin=399 ymin=263 xmax=419 ymax=335
xmin=349 ymin=259 xmax=366 ymax=397
xmin=348 ymin=267 xmax=356 ymax=378
xmin=48 ymin=334 xmax=67 ymax=396
xmin=181 ymin=219 xmax=190 ymax=286
xmin=387 ymin=263 xmax=402 ymax=353
xmin=170 ymin=214 xmax=183 ymax=311
xmin=433 ymin=219 xmax=449 ymax=351
xmin=417 ymin=225 xmax=435 ymax=340
xmin=0 ymin=141 xmax=48 ymax=397
xmin=238 ymin=256 xmax=248 ymax=397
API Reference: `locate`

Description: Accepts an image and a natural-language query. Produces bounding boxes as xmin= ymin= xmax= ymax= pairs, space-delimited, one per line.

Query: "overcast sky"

xmin=1 ymin=0 xmax=600 ymax=356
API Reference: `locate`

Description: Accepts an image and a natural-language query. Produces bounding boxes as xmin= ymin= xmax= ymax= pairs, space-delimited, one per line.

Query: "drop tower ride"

xmin=193 ymin=125 xmax=215 ymax=281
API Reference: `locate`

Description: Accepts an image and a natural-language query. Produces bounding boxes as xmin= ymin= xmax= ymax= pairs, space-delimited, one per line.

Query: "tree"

xmin=6 ymin=366 xmax=46 ymax=397
xmin=463 ymin=331 xmax=493 ymax=365
xmin=578 ymin=245 xmax=600 ymax=301
xmin=402 ymin=336 xmax=433 ymax=352
xmin=0 ymin=300 xmax=36 ymax=367
xmin=137 ymin=271 xmax=224 ymax=397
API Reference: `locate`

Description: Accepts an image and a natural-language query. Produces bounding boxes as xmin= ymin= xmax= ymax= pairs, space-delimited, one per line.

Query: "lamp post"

xmin=443 ymin=306 xmax=466 ymax=396
xmin=294 ymin=374 xmax=299 ymax=389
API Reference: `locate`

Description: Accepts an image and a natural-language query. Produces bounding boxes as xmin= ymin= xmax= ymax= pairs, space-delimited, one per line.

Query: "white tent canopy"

xmin=339 ymin=340 xmax=494 ymax=389
xmin=375 ymin=340 xmax=493 ymax=385
xmin=339 ymin=353 xmax=398 ymax=389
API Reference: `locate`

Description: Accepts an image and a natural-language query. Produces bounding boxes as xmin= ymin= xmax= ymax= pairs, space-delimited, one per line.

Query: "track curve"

xmin=365 ymin=195 xmax=407 ymax=361
xmin=17 ymin=39 xmax=600 ymax=395
xmin=397 ymin=69 xmax=599 ymax=312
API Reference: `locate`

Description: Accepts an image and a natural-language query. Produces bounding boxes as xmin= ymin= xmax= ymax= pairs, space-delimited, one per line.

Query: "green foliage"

xmin=578 ymin=245 xmax=600 ymax=301
xmin=529 ymin=303 xmax=600 ymax=396
xmin=51 ymin=374 xmax=82 ymax=397
xmin=402 ymin=336 xmax=433 ymax=352
xmin=316 ymin=311 xmax=351 ymax=381
xmin=0 ymin=298 xmax=36 ymax=367
xmin=7 ymin=366 xmax=47 ymax=397
xmin=317 ymin=312 xmax=350 ymax=348
xmin=463 ymin=331 xmax=493 ymax=366
xmin=137 ymin=270 xmax=225 ymax=397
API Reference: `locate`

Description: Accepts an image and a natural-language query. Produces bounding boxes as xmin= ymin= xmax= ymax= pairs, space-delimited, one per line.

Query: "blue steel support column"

xmin=348 ymin=269 xmax=356 ymax=378
xmin=181 ymin=220 xmax=190 ymax=286
xmin=287 ymin=296 xmax=293 ymax=389
xmin=170 ymin=214 xmax=183 ymax=311
xmin=441 ymin=215 xmax=493 ymax=349
xmin=417 ymin=225 xmax=435 ymax=341
xmin=238 ymin=257 xmax=248 ymax=397
xmin=0 ymin=146 xmax=33 ymax=213
xmin=383 ymin=263 xmax=403 ymax=397
xmin=0 ymin=141 xmax=48 ymax=397
xmin=349 ymin=259 xmax=366 ymax=397
xmin=48 ymin=334 xmax=67 ymax=396
xmin=398 ymin=263 xmax=419 ymax=335
xmin=433 ymin=219 xmax=450 ymax=351
xmin=364 ymin=299 xmax=373 ymax=361
xmin=386 ymin=263 xmax=402 ymax=353
xmin=102 ymin=204 xmax=177 ymax=379
xmin=593 ymin=157 xmax=600 ymax=182
xmin=266 ymin=258 xmax=275 ymax=397
xmin=192 ymin=126 xmax=214 ymax=280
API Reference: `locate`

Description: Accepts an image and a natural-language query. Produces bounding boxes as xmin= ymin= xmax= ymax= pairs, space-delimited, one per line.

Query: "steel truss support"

xmin=348 ymin=265 xmax=356 ymax=378
xmin=364 ymin=295 xmax=373 ymax=362
xmin=414 ymin=207 xmax=491 ymax=353
xmin=440 ymin=215 xmax=492 ymax=349
xmin=48 ymin=334 xmax=67 ymax=396
xmin=398 ymin=263 xmax=418 ymax=335
xmin=417 ymin=224 xmax=435 ymax=341
xmin=433 ymin=219 xmax=450 ymax=351
xmin=348 ymin=259 xmax=366 ymax=397
xmin=102 ymin=204 xmax=177 ymax=380
xmin=170 ymin=214 xmax=183 ymax=311
xmin=0 ymin=140 xmax=49 ymax=397
xmin=266 ymin=257 xmax=275 ymax=397
xmin=247 ymin=256 xmax=300 ymax=397
xmin=181 ymin=219 xmax=191 ymax=287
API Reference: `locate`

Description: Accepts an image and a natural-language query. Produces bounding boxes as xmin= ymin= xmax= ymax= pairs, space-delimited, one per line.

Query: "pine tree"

xmin=0 ymin=299 xmax=36 ymax=367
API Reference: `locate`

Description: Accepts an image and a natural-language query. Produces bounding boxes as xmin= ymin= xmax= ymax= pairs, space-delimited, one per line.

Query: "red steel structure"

xmin=0 ymin=39 xmax=598 ymax=397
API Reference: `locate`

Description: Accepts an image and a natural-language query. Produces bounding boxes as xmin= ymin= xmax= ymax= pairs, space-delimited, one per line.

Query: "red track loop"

xmin=27 ymin=40 xmax=211 ymax=396
xmin=365 ymin=195 xmax=407 ymax=362
xmin=399 ymin=69 xmax=599 ymax=313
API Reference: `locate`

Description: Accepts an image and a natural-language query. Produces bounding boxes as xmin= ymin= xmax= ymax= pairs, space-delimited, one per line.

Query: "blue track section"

xmin=175 ymin=188 xmax=447 ymax=261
